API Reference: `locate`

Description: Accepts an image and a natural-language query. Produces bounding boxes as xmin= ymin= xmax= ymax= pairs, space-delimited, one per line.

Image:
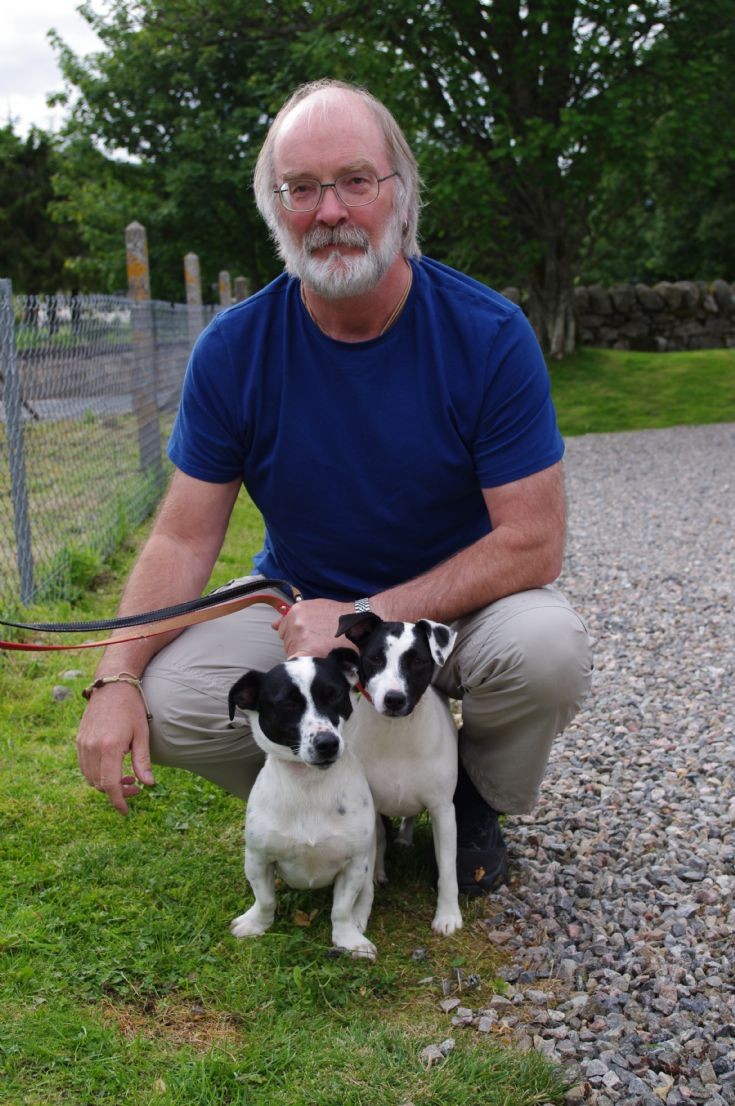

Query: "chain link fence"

xmin=0 ymin=280 xmax=218 ymax=609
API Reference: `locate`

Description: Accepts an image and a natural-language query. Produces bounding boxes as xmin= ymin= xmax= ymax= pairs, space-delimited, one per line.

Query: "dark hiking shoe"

xmin=454 ymin=761 xmax=509 ymax=897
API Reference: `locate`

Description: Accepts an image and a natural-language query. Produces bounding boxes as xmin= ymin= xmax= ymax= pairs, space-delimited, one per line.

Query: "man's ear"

xmin=228 ymin=670 xmax=263 ymax=720
xmin=336 ymin=611 xmax=382 ymax=647
xmin=328 ymin=647 xmax=361 ymax=689
xmin=416 ymin=620 xmax=457 ymax=667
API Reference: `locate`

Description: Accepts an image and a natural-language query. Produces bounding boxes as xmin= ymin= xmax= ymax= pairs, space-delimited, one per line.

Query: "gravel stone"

xmin=474 ymin=427 xmax=735 ymax=1103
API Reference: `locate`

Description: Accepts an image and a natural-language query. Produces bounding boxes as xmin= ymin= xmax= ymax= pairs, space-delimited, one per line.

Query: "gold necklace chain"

xmin=300 ymin=260 xmax=413 ymax=337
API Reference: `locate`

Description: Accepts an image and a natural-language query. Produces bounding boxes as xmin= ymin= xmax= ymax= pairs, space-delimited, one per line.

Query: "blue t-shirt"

xmin=168 ymin=257 xmax=563 ymax=601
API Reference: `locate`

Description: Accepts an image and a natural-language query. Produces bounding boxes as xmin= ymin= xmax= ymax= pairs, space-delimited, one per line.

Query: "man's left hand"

xmin=273 ymin=598 xmax=355 ymax=658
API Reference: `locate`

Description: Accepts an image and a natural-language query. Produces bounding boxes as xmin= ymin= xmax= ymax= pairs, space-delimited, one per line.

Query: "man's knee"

xmin=511 ymin=602 xmax=592 ymax=709
xmin=460 ymin=591 xmax=592 ymax=711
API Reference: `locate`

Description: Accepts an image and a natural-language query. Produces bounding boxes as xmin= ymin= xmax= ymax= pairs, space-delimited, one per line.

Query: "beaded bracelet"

xmin=81 ymin=672 xmax=152 ymax=720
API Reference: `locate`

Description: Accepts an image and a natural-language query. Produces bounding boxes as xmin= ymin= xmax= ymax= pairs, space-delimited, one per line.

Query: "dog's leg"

xmin=429 ymin=803 xmax=463 ymax=936
xmin=230 ymin=850 xmax=277 ymax=938
xmin=395 ymin=815 xmax=416 ymax=847
xmin=374 ymin=813 xmax=388 ymax=884
xmin=331 ymin=859 xmax=377 ymax=960
xmin=353 ymin=833 xmax=376 ymax=933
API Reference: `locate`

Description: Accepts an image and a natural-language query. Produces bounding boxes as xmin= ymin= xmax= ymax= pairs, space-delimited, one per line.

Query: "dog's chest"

xmin=346 ymin=691 xmax=458 ymax=816
xmin=246 ymin=757 xmax=374 ymax=890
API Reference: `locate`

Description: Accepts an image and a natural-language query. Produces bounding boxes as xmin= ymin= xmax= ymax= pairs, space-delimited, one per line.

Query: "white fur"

xmin=346 ymin=623 xmax=463 ymax=936
xmin=230 ymin=660 xmax=377 ymax=959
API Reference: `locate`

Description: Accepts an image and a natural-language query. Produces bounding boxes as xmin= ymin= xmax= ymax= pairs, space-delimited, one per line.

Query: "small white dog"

xmin=337 ymin=613 xmax=462 ymax=937
xmin=227 ymin=649 xmax=377 ymax=959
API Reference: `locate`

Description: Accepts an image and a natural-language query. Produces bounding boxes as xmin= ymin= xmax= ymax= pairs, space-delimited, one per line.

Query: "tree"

xmin=51 ymin=1 xmax=732 ymax=348
xmin=325 ymin=0 xmax=677 ymax=356
xmin=50 ymin=0 xmax=341 ymax=300
xmin=581 ymin=0 xmax=735 ymax=284
xmin=0 ymin=124 xmax=83 ymax=292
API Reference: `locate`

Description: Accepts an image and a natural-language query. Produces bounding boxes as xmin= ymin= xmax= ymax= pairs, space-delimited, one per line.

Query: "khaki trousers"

xmin=144 ymin=581 xmax=592 ymax=815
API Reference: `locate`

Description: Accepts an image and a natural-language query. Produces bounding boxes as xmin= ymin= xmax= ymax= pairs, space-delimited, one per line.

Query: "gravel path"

xmin=438 ymin=424 xmax=735 ymax=1104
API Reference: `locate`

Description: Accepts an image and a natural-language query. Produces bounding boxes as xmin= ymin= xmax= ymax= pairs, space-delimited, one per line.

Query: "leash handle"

xmin=0 ymin=592 xmax=293 ymax=652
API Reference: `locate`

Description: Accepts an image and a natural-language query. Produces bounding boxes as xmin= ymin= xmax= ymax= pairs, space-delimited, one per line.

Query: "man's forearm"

xmin=371 ymin=522 xmax=563 ymax=624
xmin=371 ymin=463 xmax=566 ymax=623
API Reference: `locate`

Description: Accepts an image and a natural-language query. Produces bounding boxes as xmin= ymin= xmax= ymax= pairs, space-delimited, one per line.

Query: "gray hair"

xmin=253 ymin=78 xmax=422 ymax=258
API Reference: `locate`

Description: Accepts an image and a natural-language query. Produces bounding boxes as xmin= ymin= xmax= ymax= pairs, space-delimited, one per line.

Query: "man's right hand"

xmin=76 ymin=682 xmax=156 ymax=816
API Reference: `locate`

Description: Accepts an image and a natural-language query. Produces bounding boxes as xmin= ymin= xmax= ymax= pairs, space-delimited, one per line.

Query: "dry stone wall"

xmin=501 ymin=279 xmax=735 ymax=351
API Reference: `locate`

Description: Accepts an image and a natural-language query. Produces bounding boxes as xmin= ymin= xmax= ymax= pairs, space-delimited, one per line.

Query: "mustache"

xmin=303 ymin=226 xmax=371 ymax=253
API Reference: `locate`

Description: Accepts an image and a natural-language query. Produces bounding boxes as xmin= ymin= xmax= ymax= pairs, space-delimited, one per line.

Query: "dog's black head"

xmin=228 ymin=648 xmax=359 ymax=767
xmin=336 ymin=613 xmax=456 ymax=717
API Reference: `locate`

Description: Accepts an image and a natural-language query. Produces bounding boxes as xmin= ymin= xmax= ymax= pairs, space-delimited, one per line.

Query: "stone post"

xmin=218 ymin=270 xmax=232 ymax=308
xmin=125 ymin=221 xmax=163 ymax=485
xmin=233 ymin=276 xmax=251 ymax=303
xmin=184 ymin=251 xmax=204 ymax=349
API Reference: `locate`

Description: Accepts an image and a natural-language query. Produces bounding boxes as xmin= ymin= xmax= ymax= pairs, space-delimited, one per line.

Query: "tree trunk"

xmin=527 ymin=242 xmax=577 ymax=360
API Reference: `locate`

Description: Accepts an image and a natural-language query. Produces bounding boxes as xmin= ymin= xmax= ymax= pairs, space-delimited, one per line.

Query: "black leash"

xmin=0 ymin=577 xmax=301 ymax=635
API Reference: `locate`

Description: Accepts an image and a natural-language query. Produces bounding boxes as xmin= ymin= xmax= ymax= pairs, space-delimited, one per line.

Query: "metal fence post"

xmin=184 ymin=252 xmax=204 ymax=350
xmin=0 ymin=278 xmax=35 ymax=603
xmin=218 ymin=270 xmax=232 ymax=308
xmin=126 ymin=221 xmax=163 ymax=486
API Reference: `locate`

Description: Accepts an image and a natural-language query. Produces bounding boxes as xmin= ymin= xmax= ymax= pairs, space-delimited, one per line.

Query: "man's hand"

xmin=76 ymin=683 xmax=155 ymax=815
xmin=274 ymin=598 xmax=355 ymax=658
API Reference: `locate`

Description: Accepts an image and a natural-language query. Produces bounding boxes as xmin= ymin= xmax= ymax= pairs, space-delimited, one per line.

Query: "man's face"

xmin=271 ymin=92 xmax=403 ymax=299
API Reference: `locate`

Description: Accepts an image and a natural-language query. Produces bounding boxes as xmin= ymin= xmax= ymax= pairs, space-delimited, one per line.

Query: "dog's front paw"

xmin=350 ymin=937 xmax=378 ymax=961
xmin=431 ymin=907 xmax=463 ymax=937
xmin=332 ymin=925 xmax=378 ymax=961
xmin=230 ymin=907 xmax=272 ymax=938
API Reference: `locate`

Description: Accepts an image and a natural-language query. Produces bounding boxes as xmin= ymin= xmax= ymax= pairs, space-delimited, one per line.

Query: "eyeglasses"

xmin=273 ymin=171 xmax=400 ymax=212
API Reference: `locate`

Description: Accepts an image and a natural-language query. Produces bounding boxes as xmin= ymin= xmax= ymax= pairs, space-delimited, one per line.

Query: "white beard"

xmin=275 ymin=208 xmax=405 ymax=299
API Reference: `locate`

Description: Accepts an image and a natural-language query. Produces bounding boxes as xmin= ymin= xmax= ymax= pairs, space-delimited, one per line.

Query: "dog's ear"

xmin=416 ymin=620 xmax=457 ymax=667
xmin=228 ymin=670 xmax=263 ymax=720
xmin=336 ymin=611 xmax=382 ymax=647
xmin=328 ymin=647 xmax=361 ymax=689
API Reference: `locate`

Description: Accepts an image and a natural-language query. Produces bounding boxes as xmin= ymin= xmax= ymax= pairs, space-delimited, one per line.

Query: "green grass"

xmin=2 ymin=346 xmax=733 ymax=1104
xmin=550 ymin=346 xmax=735 ymax=436
xmin=0 ymin=495 xmax=569 ymax=1106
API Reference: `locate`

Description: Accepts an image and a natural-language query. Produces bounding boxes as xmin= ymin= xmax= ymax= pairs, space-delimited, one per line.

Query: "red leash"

xmin=0 ymin=592 xmax=293 ymax=652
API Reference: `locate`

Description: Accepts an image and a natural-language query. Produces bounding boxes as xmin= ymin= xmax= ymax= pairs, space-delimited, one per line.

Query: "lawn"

xmin=550 ymin=346 xmax=735 ymax=436
xmin=1 ymin=344 xmax=734 ymax=1104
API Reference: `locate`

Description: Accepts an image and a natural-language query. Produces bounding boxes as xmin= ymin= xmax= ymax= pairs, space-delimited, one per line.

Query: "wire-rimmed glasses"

xmin=273 ymin=171 xmax=400 ymax=212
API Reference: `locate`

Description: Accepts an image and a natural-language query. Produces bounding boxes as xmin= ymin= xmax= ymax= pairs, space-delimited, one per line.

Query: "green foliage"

xmin=28 ymin=1 xmax=735 ymax=324
xmin=581 ymin=0 xmax=735 ymax=284
xmin=0 ymin=125 xmax=84 ymax=293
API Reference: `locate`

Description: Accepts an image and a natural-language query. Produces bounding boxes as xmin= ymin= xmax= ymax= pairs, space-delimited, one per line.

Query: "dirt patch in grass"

xmin=98 ymin=994 xmax=246 ymax=1051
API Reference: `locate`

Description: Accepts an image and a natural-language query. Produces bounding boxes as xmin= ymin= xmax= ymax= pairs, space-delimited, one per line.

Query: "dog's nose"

xmin=383 ymin=690 xmax=408 ymax=715
xmin=312 ymin=731 xmax=340 ymax=761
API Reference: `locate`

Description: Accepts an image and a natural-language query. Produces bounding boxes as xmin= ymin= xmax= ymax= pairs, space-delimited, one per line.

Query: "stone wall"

xmin=501 ymin=280 xmax=735 ymax=351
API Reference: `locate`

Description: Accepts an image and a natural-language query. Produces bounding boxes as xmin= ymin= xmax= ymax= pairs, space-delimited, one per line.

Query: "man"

xmin=77 ymin=79 xmax=591 ymax=895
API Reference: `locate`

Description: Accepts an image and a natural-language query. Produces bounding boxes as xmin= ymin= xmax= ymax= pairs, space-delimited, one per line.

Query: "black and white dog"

xmin=227 ymin=650 xmax=377 ymax=959
xmin=336 ymin=613 xmax=462 ymax=937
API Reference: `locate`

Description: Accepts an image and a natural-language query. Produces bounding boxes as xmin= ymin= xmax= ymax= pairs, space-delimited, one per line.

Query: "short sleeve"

xmin=167 ymin=322 xmax=246 ymax=483
xmin=472 ymin=308 xmax=564 ymax=488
